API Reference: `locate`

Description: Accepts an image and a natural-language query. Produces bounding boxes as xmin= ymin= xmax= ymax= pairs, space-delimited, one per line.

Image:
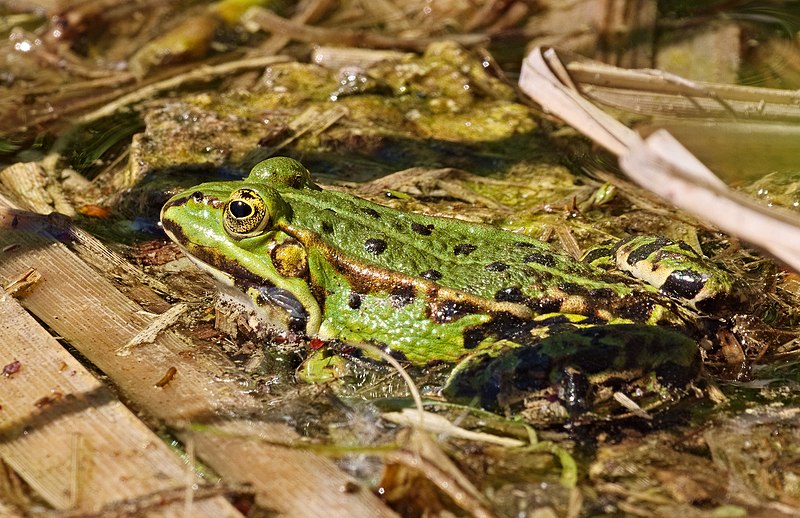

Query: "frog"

xmin=160 ymin=157 xmax=745 ymax=416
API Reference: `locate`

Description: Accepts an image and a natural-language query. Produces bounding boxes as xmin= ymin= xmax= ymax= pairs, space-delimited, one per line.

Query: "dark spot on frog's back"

xmin=348 ymin=292 xmax=362 ymax=309
xmin=524 ymin=252 xmax=556 ymax=268
xmin=361 ymin=207 xmax=380 ymax=219
xmin=389 ymin=286 xmax=415 ymax=308
xmin=420 ymin=269 xmax=443 ymax=281
xmin=462 ymin=328 xmax=484 ymax=349
xmin=532 ymin=297 xmax=563 ymax=314
xmin=615 ymin=294 xmax=670 ymax=324
xmin=558 ymin=282 xmax=586 ymax=295
xmin=320 ymin=221 xmax=334 ymax=233
xmin=535 ymin=314 xmax=572 ymax=326
xmin=525 ymin=267 xmax=553 ymax=282
xmin=626 ymin=237 xmax=669 ymax=266
xmin=411 ymin=222 xmax=434 ymax=236
xmin=462 ymin=313 xmax=531 ymax=351
xmin=589 ymin=288 xmax=616 ymax=299
xmin=364 ymin=238 xmax=387 ymax=255
xmin=495 ymin=287 xmax=525 ymax=303
xmin=485 ymin=262 xmax=508 ymax=272
xmin=660 ymin=269 xmax=706 ymax=300
xmin=430 ymin=299 xmax=476 ymax=324
xmin=454 ymin=244 xmax=477 ymax=256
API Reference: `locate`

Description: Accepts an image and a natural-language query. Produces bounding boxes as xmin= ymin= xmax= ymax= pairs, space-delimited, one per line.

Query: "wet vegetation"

xmin=2 ymin=1 xmax=800 ymax=516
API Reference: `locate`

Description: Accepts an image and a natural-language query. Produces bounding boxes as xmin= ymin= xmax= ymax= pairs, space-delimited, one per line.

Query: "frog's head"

xmin=247 ymin=156 xmax=319 ymax=189
xmin=159 ymin=157 xmax=323 ymax=335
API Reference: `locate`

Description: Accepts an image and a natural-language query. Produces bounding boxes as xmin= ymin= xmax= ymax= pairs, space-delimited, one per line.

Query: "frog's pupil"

xmin=230 ymin=200 xmax=252 ymax=218
xmin=191 ymin=191 xmax=204 ymax=202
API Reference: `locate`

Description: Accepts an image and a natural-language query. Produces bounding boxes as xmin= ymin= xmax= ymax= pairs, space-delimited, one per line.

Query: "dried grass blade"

xmin=518 ymin=47 xmax=800 ymax=271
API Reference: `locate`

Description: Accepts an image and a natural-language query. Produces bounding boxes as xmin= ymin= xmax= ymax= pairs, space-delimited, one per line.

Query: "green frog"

xmin=160 ymin=157 xmax=745 ymax=415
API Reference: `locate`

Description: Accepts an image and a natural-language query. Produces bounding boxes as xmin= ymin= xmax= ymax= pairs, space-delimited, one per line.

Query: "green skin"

xmin=160 ymin=158 xmax=737 ymax=370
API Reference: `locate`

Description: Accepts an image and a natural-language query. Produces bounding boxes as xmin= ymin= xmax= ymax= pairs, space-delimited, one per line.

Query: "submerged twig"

xmin=384 ymin=449 xmax=497 ymax=518
xmin=357 ymin=343 xmax=424 ymax=416
xmin=253 ymin=0 xmax=336 ymax=56
xmin=78 ymin=55 xmax=291 ymax=124
xmin=243 ymin=7 xmax=489 ymax=51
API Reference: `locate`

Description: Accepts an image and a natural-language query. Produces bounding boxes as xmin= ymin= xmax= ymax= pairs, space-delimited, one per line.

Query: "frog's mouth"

xmin=169 ymin=240 xmax=310 ymax=336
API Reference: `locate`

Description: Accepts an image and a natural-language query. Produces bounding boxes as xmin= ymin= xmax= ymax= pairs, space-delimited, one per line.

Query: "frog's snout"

xmin=159 ymin=199 xmax=172 ymax=223
xmin=159 ymin=193 xmax=189 ymax=241
xmin=160 ymin=191 xmax=195 ymax=224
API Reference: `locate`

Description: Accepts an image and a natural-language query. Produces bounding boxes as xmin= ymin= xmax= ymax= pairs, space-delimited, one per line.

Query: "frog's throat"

xmin=173 ymin=243 xmax=323 ymax=336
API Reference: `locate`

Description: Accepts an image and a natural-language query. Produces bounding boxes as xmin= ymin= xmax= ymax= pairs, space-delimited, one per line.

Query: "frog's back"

xmin=278 ymin=185 xmax=677 ymax=325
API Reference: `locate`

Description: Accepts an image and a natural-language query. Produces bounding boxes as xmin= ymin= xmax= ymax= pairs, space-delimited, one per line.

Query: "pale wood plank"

xmin=0 ymin=501 xmax=25 ymax=518
xmin=0 ymin=206 xmax=395 ymax=517
xmin=0 ymin=293 xmax=242 ymax=517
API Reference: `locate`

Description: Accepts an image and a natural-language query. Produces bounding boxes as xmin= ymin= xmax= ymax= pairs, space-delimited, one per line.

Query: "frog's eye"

xmin=223 ymin=188 xmax=270 ymax=238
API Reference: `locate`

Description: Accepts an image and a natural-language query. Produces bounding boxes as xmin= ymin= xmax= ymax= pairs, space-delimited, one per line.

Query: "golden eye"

xmin=223 ymin=188 xmax=269 ymax=237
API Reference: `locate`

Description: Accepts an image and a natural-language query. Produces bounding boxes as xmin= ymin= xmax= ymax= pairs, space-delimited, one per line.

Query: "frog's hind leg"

xmin=583 ymin=236 xmax=750 ymax=314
